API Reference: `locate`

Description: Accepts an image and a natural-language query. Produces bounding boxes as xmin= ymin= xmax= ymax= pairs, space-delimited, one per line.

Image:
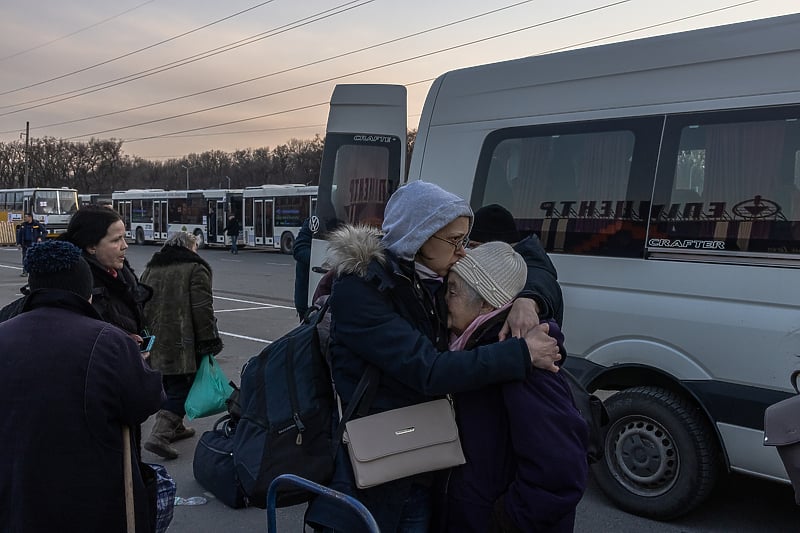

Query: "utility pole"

xmin=22 ymin=122 xmax=30 ymax=188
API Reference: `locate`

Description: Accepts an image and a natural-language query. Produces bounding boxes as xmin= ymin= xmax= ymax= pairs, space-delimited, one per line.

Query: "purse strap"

xmin=332 ymin=365 xmax=380 ymax=457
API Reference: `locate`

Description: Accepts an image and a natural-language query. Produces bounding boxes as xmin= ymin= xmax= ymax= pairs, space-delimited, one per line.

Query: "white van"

xmin=308 ymin=14 xmax=800 ymax=520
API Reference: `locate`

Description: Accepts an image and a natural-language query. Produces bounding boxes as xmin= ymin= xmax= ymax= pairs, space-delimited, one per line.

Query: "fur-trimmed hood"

xmin=325 ymin=224 xmax=386 ymax=278
xmin=145 ymin=244 xmax=212 ymax=272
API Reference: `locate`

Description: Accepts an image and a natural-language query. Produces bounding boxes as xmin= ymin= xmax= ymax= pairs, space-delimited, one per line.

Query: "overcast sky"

xmin=0 ymin=0 xmax=797 ymax=161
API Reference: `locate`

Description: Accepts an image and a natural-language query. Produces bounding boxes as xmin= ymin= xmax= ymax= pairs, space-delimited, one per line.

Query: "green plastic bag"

xmin=185 ymin=354 xmax=234 ymax=420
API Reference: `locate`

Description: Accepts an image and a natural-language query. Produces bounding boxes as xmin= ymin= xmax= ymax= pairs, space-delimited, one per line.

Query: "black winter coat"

xmin=85 ymin=254 xmax=152 ymax=335
xmin=515 ymin=235 xmax=564 ymax=325
xmin=305 ymin=225 xmax=532 ymax=533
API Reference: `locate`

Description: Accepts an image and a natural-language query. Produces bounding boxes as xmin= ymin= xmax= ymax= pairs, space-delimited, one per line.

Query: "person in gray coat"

xmin=141 ymin=231 xmax=223 ymax=459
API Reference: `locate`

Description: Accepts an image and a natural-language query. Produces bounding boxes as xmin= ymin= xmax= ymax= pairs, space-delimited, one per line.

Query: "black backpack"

xmin=231 ymin=301 xmax=336 ymax=508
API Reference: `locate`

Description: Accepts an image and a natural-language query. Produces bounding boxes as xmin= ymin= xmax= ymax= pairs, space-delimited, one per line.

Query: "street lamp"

xmin=181 ymin=165 xmax=189 ymax=189
xmin=224 ymin=175 xmax=231 ymax=189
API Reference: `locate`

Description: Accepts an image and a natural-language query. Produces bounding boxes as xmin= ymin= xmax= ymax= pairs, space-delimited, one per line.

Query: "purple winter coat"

xmin=443 ymin=315 xmax=590 ymax=533
xmin=0 ymin=289 xmax=164 ymax=532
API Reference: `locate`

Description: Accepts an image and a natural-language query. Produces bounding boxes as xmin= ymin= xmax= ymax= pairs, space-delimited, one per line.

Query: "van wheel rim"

xmin=608 ymin=415 xmax=679 ymax=497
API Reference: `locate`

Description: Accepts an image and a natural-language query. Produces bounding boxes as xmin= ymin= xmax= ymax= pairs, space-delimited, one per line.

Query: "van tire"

xmin=592 ymin=386 xmax=722 ymax=521
xmin=135 ymin=227 xmax=145 ymax=245
xmin=280 ymin=232 xmax=294 ymax=254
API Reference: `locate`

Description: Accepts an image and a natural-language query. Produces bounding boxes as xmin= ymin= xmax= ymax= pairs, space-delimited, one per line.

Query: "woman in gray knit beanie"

xmin=443 ymin=241 xmax=589 ymax=532
xmin=306 ymin=181 xmax=562 ymax=533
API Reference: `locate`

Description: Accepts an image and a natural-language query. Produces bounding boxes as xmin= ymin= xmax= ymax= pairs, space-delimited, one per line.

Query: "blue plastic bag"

xmin=185 ymin=354 xmax=234 ymax=420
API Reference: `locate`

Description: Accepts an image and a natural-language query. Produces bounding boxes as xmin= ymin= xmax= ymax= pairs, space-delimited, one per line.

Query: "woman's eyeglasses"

xmin=431 ymin=233 xmax=469 ymax=251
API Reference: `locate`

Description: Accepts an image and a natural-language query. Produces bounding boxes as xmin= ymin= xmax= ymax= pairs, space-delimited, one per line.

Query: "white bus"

xmin=113 ymin=189 xmax=211 ymax=247
xmin=0 ymin=187 xmax=78 ymax=237
xmin=242 ymin=184 xmax=317 ymax=253
xmin=309 ymin=14 xmax=800 ymax=521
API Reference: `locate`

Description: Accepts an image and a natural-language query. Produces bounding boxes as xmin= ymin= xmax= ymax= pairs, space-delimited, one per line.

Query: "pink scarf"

xmin=448 ymin=302 xmax=512 ymax=351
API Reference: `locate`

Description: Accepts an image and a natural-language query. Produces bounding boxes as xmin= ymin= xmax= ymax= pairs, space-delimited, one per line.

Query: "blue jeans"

xmin=230 ymin=234 xmax=238 ymax=254
xmin=396 ymin=483 xmax=432 ymax=533
xmin=314 ymin=483 xmax=431 ymax=533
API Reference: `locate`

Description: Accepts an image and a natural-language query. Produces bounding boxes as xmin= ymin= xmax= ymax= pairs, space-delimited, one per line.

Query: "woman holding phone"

xmin=60 ymin=204 xmax=153 ymax=347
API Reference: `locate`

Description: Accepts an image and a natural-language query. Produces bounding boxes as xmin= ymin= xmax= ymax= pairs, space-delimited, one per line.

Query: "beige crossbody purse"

xmin=340 ymin=393 xmax=465 ymax=489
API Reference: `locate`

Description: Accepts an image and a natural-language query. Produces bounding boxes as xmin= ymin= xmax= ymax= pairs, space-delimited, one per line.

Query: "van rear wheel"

xmin=592 ymin=386 xmax=722 ymax=521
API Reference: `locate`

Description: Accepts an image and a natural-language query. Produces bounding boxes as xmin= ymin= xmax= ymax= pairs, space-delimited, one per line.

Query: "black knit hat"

xmin=61 ymin=204 xmax=122 ymax=250
xmin=25 ymin=240 xmax=94 ymax=299
xmin=470 ymin=204 xmax=521 ymax=244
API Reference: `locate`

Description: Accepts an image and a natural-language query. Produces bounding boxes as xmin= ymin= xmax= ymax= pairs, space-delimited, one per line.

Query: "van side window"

xmin=474 ymin=117 xmax=662 ymax=257
xmin=652 ymin=107 xmax=800 ymax=255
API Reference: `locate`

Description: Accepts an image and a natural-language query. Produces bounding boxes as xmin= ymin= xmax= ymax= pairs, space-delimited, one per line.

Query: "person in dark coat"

xmin=305 ymin=181 xmax=562 ymax=533
xmin=223 ymin=214 xmax=241 ymax=254
xmin=470 ymin=203 xmax=564 ymax=326
xmin=60 ymin=205 xmax=153 ymax=341
xmin=293 ymin=217 xmax=313 ymax=318
xmin=141 ymin=231 xmax=223 ymax=459
xmin=0 ymin=240 xmax=163 ymax=533
xmin=441 ymin=242 xmax=589 ymax=533
xmin=16 ymin=212 xmax=46 ymax=276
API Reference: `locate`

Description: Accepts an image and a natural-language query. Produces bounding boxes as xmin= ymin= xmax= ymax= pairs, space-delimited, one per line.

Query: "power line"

xmin=66 ymin=0 xmax=633 ymax=140
xmin=0 ymin=0 xmax=278 ymax=97
xmin=123 ymin=0 xmax=766 ymax=149
xmin=0 ymin=0 xmax=372 ymax=114
xmin=12 ymin=0 xmax=532 ymax=129
xmin=0 ymin=0 xmax=157 ymax=63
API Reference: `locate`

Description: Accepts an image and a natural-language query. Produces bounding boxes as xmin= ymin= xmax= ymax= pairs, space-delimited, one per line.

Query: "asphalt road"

xmin=0 ymin=242 xmax=797 ymax=532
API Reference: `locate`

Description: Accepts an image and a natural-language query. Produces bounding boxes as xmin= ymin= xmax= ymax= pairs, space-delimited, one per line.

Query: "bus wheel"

xmin=592 ymin=386 xmax=722 ymax=521
xmin=280 ymin=232 xmax=294 ymax=254
xmin=194 ymin=229 xmax=206 ymax=249
xmin=135 ymin=227 xmax=145 ymax=245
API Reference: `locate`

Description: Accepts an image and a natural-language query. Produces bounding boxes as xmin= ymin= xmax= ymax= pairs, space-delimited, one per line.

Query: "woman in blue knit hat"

xmin=306 ymin=181 xmax=561 ymax=533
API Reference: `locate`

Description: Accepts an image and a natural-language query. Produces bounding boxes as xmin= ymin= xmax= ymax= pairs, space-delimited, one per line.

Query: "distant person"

xmin=223 ymin=214 xmax=241 ymax=255
xmin=0 ymin=240 xmax=163 ymax=532
xmin=140 ymin=232 xmax=223 ymax=459
xmin=293 ymin=217 xmax=313 ymax=318
xmin=470 ymin=204 xmax=564 ymax=326
xmin=15 ymin=213 xmax=46 ymax=277
xmin=441 ymin=241 xmax=589 ymax=533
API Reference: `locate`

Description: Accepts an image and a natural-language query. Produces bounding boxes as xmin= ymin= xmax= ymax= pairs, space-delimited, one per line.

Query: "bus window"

xmin=131 ymin=200 xmax=153 ymax=223
xmin=33 ymin=191 xmax=59 ymax=214
xmin=652 ymin=106 xmax=800 ymax=255
xmin=275 ymin=195 xmax=308 ymax=228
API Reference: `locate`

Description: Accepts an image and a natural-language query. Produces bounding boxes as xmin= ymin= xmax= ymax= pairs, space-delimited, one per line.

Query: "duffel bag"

xmin=193 ymin=415 xmax=248 ymax=508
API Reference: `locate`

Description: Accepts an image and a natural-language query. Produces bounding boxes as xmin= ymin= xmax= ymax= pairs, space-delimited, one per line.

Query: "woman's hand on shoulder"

xmin=499 ymin=297 xmax=540 ymax=340
xmin=523 ymin=322 xmax=560 ymax=373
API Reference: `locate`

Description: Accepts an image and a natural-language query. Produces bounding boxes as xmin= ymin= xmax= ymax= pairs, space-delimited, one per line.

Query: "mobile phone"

xmin=140 ymin=335 xmax=155 ymax=352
